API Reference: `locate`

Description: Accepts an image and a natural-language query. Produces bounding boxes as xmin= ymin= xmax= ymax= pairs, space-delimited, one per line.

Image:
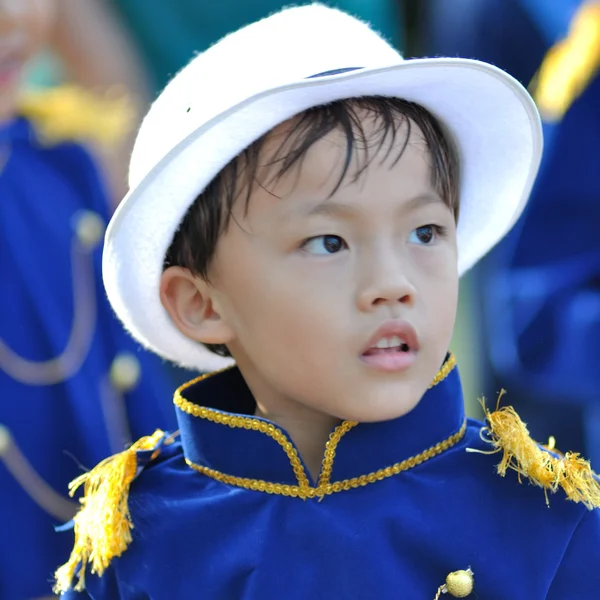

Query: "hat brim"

xmin=103 ymin=58 xmax=542 ymax=372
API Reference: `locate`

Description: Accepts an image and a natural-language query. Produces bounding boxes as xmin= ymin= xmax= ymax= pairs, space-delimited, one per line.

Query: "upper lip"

xmin=361 ymin=320 xmax=420 ymax=354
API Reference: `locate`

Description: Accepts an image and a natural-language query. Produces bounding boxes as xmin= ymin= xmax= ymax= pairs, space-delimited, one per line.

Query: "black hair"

xmin=164 ymin=96 xmax=460 ymax=358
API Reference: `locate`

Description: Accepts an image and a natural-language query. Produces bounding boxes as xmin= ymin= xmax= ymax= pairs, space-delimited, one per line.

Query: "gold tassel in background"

xmin=469 ymin=392 xmax=600 ymax=511
xmin=53 ymin=429 xmax=167 ymax=594
xmin=19 ymin=84 xmax=135 ymax=149
xmin=533 ymin=0 xmax=600 ymax=121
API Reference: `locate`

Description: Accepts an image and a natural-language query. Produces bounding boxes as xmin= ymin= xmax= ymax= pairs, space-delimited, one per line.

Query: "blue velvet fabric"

xmin=0 ymin=118 xmax=178 ymax=600
xmin=425 ymin=0 xmax=546 ymax=87
xmin=61 ymin=361 xmax=600 ymax=599
xmin=484 ymin=72 xmax=600 ymax=407
xmin=481 ymin=72 xmax=600 ymax=465
xmin=426 ymin=0 xmax=581 ymax=85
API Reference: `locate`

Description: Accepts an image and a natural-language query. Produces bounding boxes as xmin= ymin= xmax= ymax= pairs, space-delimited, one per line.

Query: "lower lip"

xmin=360 ymin=349 xmax=416 ymax=372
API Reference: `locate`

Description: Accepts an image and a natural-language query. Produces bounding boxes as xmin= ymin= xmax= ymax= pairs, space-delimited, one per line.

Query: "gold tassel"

xmin=468 ymin=392 xmax=600 ymax=510
xmin=19 ymin=84 xmax=135 ymax=149
xmin=533 ymin=1 xmax=600 ymax=121
xmin=53 ymin=430 xmax=166 ymax=594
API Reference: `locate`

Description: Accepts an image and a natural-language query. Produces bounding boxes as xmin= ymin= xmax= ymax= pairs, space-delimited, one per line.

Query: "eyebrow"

xmin=301 ymin=192 xmax=446 ymax=219
xmin=304 ymin=200 xmax=362 ymax=219
xmin=402 ymin=192 xmax=447 ymax=212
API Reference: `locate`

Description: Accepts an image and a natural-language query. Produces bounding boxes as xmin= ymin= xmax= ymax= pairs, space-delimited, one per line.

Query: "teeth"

xmin=374 ymin=335 xmax=405 ymax=349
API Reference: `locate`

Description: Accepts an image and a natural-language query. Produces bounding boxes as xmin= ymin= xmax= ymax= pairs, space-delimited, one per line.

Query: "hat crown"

xmin=129 ymin=4 xmax=401 ymax=188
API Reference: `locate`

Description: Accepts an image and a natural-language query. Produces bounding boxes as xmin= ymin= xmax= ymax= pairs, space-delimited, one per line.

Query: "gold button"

xmin=445 ymin=568 xmax=474 ymax=597
xmin=74 ymin=210 xmax=105 ymax=249
xmin=109 ymin=353 xmax=141 ymax=391
xmin=0 ymin=424 xmax=12 ymax=457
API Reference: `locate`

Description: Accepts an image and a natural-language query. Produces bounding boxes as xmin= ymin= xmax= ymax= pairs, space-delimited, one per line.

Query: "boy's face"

xmin=0 ymin=0 xmax=55 ymax=121
xmin=168 ymin=115 xmax=459 ymax=423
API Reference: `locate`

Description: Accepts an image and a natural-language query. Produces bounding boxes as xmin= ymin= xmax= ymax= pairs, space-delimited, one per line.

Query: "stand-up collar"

xmin=175 ymin=355 xmax=466 ymax=499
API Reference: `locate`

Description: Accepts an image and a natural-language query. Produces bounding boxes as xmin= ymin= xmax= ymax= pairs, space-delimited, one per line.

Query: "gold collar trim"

xmin=175 ymin=354 xmax=459 ymax=498
xmin=185 ymin=420 xmax=466 ymax=499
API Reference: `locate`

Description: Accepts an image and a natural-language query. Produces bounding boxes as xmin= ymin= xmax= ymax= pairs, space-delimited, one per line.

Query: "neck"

xmin=254 ymin=402 xmax=340 ymax=481
xmin=234 ymin=352 xmax=342 ymax=481
xmin=175 ymin=354 xmax=464 ymax=495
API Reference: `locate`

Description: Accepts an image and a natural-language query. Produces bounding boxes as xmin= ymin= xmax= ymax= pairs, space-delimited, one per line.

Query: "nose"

xmin=356 ymin=253 xmax=416 ymax=312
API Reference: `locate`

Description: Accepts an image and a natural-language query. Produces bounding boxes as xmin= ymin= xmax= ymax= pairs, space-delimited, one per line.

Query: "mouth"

xmin=360 ymin=321 xmax=419 ymax=372
xmin=0 ymin=50 xmax=24 ymax=87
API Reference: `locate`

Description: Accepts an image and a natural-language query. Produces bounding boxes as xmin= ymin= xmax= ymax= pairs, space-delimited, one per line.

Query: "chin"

xmin=337 ymin=397 xmax=422 ymax=424
xmin=341 ymin=377 xmax=428 ymax=423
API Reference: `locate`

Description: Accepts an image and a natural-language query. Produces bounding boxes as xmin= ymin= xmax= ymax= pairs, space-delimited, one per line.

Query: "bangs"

xmin=234 ymin=97 xmax=460 ymax=220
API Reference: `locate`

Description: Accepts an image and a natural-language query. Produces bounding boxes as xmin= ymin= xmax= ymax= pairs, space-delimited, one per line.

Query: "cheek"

xmin=219 ymin=264 xmax=341 ymax=361
xmin=417 ymin=253 xmax=459 ymax=339
xmin=227 ymin=272 xmax=332 ymax=336
xmin=429 ymin=276 xmax=459 ymax=346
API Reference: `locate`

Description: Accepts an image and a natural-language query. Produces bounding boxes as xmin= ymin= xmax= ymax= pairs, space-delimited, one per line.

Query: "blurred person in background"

xmin=31 ymin=2 xmax=403 ymax=193
xmin=24 ymin=0 xmax=151 ymax=203
xmin=0 ymin=1 xmax=176 ymax=598
xmin=424 ymin=0 xmax=600 ymax=463
xmin=107 ymin=0 xmax=405 ymax=94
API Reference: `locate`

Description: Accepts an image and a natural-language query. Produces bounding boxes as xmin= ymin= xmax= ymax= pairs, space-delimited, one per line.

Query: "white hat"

xmin=103 ymin=4 xmax=542 ymax=372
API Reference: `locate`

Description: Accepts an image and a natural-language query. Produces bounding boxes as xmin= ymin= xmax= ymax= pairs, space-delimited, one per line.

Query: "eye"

xmin=301 ymin=235 xmax=347 ymax=255
xmin=408 ymin=225 xmax=446 ymax=245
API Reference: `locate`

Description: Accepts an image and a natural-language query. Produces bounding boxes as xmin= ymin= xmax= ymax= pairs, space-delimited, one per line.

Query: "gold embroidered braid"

xmin=0 ymin=235 xmax=98 ymax=385
xmin=317 ymin=352 xmax=458 ymax=488
xmin=317 ymin=421 xmax=358 ymax=487
xmin=174 ymin=391 xmax=311 ymax=489
xmin=186 ymin=420 xmax=466 ymax=499
xmin=175 ymin=367 xmax=235 ymax=394
xmin=429 ymin=353 xmax=456 ymax=388
xmin=176 ymin=353 xmax=458 ymax=496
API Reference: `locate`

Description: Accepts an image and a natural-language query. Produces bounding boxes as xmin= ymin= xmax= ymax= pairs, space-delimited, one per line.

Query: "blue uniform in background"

xmin=0 ymin=117 xmax=177 ymax=600
xmin=426 ymin=0 xmax=600 ymax=463
xmin=483 ymin=71 xmax=600 ymax=463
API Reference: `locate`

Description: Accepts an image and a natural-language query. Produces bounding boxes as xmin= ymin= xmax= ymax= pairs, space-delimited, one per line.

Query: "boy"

xmin=55 ymin=5 xmax=600 ymax=599
xmin=0 ymin=0 xmax=176 ymax=597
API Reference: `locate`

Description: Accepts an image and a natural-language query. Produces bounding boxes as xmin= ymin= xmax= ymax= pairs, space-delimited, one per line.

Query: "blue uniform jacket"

xmin=60 ymin=357 xmax=600 ymax=599
xmin=0 ymin=117 xmax=178 ymax=600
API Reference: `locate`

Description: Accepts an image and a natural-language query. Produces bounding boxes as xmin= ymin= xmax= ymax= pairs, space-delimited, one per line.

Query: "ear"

xmin=160 ymin=267 xmax=234 ymax=345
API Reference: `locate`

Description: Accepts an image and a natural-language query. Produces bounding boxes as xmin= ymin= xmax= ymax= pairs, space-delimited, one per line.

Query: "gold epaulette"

xmin=533 ymin=1 xmax=600 ymax=121
xmin=19 ymin=84 xmax=135 ymax=149
xmin=54 ymin=430 xmax=173 ymax=594
xmin=468 ymin=392 xmax=600 ymax=510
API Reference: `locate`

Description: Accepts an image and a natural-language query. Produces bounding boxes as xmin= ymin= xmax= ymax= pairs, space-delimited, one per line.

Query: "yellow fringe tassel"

xmin=533 ymin=1 xmax=600 ymax=121
xmin=19 ymin=84 xmax=135 ymax=149
xmin=53 ymin=430 xmax=166 ymax=594
xmin=470 ymin=392 xmax=600 ymax=510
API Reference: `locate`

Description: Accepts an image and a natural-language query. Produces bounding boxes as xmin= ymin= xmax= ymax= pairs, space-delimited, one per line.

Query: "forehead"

xmin=241 ymin=113 xmax=437 ymax=218
xmin=1 ymin=0 xmax=55 ymax=19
